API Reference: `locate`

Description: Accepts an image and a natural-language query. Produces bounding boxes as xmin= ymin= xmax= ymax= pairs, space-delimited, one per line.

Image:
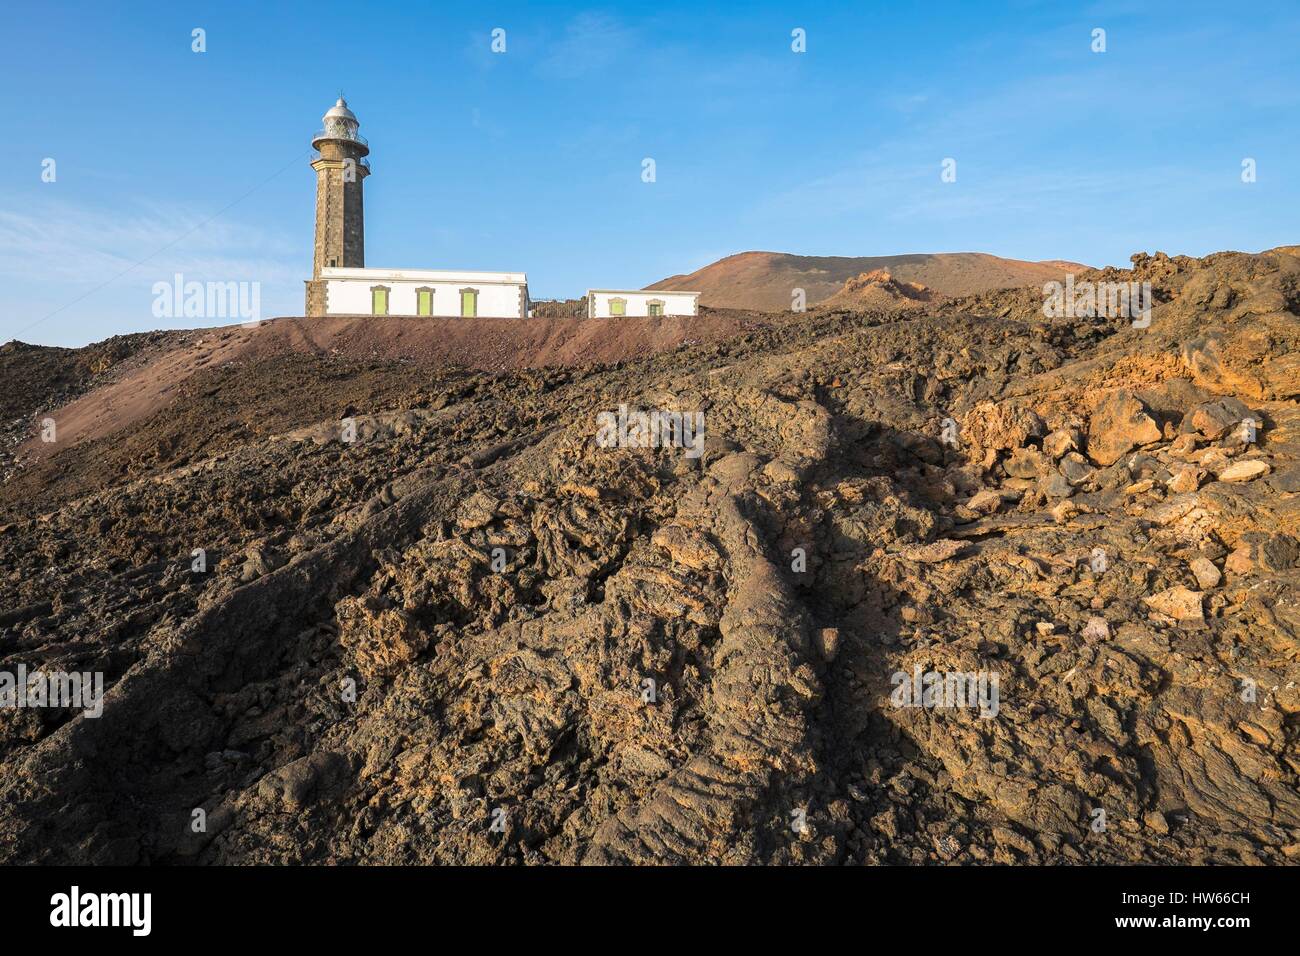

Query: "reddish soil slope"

xmin=12 ymin=311 xmax=772 ymax=461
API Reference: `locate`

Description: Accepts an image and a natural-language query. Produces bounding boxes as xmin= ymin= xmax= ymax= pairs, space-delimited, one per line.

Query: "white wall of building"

xmin=587 ymin=290 xmax=699 ymax=318
xmin=321 ymin=267 xmax=527 ymax=318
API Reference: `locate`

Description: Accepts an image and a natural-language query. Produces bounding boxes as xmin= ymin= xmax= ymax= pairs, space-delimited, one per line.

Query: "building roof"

xmin=322 ymin=267 xmax=527 ymax=285
xmin=586 ymin=289 xmax=700 ymax=296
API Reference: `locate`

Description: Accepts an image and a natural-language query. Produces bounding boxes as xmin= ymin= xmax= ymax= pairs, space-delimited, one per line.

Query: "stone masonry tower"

xmin=305 ymin=97 xmax=370 ymax=315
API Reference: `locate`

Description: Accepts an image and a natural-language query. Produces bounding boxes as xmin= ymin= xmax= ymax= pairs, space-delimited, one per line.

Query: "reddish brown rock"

xmin=1167 ymin=466 xmax=1204 ymax=493
xmin=1086 ymin=389 xmax=1162 ymax=466
xmin=962 ymin=401 xmax=1044 ymax=456
xmin=1183 ymin=397 xmax=1253 ymax=440
xmin=1143 ymin=586 xmax=1205 ymax=622
xmin=1188 ymin=556 xmax=1222 ymax=589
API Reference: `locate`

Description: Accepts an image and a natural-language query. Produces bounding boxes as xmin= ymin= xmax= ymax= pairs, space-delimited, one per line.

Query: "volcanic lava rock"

xmin=2 ymin=245 xmax=1299 ymax=866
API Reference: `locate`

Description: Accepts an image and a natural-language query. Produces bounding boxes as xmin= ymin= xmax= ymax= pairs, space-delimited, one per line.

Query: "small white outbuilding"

xmin=586 ymin=289 xmax=700 ymax=318
xmin=318 ymin=267 xmax=529 ymax=318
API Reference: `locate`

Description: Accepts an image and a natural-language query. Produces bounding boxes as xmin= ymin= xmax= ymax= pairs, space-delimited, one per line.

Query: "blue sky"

xmin=2 ymin=0 xmax=1297 ymax=346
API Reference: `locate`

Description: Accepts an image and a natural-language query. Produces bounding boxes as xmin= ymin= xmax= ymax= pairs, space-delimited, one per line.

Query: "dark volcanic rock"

xmin=1 ymin=246 xmax=1299 ymax=865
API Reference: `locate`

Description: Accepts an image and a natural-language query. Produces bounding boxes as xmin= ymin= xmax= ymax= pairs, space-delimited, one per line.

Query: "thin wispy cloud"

xmin=743 ymin=22 xmax=1284 ymax=257
xmin=539 ymin=12 xmax=636 ymax=78
xmin=0 ymin=201 xmax=299 ymax=284
xmin=0 ymin=200 xmax=302 ymax=343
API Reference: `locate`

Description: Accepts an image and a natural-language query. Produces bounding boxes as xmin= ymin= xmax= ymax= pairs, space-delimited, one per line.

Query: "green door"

xmin=460 ymin=290 xmax=477 ymax=317
xmin=371 ymin=288 xmax=388 ymax=315
xmin=417 ymin=290 xmax=432 ymax=316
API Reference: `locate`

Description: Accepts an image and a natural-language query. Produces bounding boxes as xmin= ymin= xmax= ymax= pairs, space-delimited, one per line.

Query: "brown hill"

xmin=648 ymin=250 xmax=1090 ymax=312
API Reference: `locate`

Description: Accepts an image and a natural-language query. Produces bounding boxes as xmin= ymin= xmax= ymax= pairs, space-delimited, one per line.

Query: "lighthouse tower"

xmin=305 ymin=97 xmax=370 ymax=315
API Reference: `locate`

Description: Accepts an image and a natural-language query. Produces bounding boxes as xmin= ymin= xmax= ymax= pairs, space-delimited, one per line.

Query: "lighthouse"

xmin=305 ymin=97 xmax=370 ymax=316
xmin=298 ymin=95 xmax=702 ymax=320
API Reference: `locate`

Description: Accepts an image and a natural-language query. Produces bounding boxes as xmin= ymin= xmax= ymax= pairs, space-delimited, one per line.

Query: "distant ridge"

xmin=647 ymin=250 xmax=1092 ymax=312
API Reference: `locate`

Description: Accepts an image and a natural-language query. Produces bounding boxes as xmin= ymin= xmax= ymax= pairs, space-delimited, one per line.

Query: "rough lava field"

xmin=1 ymin=247 xmax=1299 ymax=865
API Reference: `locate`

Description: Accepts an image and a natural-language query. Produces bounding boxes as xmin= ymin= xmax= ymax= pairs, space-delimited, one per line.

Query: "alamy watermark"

xmin=0 ymin=664 xmax=103 ymax=718
xmin=152 ymin=273 xmax=261 ymax=327
xmin=890 ymin=665 xmax=1000 ymax=718
xmin=50 ymin=886 xmax=150 ymax=936
xmin=1043 ymin=274 xmax=1152 ymax=328
xmin=595 ymin=404 xmax=705 ymax=459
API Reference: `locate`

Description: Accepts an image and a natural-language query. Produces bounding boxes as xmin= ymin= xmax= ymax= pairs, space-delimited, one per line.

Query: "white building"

xmin=319 ymin=267 xmax=529 ymax=318
xmin=586 ymin=289 xmax=700 ymax=318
